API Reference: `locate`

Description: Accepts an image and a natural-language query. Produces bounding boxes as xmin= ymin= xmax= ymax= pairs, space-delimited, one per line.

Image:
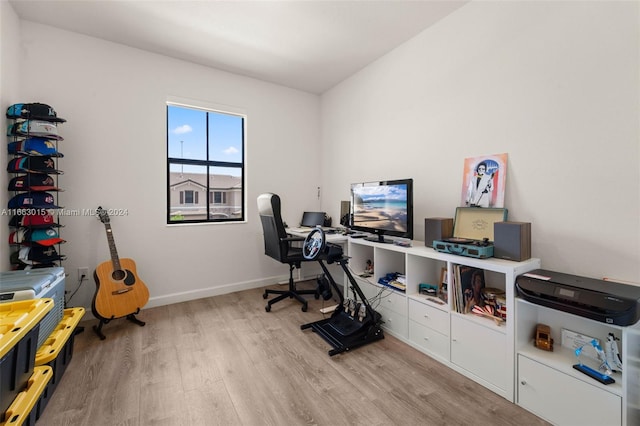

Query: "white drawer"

xmin=408 ymin=299 xmax=449 ymax=336
xmin=379 ymin=289 xmax=407 ymax=315
xmin=378 ymin=305 xmax=408 ymax=338
xmin=518 ymin=354 xmax=621 ymax=425
xmin=408 ymin=320 xmax=450 ymax=360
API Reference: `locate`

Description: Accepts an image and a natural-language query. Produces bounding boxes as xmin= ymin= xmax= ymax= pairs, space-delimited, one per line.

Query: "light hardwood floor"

xmin=38 ymin=282 xmax=549 ymax=426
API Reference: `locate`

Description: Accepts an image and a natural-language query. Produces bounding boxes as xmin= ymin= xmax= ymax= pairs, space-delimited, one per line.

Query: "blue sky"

xmin=167 ymin=105 xmax=243 ymax=175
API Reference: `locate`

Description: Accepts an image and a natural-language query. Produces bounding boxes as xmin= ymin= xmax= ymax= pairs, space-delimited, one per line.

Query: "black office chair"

xmin=257 ymin=193 xmax=319 ymax=312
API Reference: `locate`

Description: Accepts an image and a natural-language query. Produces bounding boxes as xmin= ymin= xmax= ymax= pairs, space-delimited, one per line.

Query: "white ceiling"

xmin=9 ymin=0 xmax=468 ymax=94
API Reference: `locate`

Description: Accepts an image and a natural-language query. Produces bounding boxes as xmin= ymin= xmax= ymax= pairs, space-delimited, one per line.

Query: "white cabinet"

xmin=347 ymin=238 xmax=541 ymax=402
xmin=451 ymin=314 xmax=508 ymax=392
xmin=518 ymin=354 xmax=621 ymax=425
xmin=515 ymin=298 xmax=640 ymax=425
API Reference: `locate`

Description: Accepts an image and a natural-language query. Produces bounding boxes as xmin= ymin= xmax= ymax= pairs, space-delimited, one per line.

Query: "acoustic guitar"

xmin=92 ymin=207 xmax=149 ymax=325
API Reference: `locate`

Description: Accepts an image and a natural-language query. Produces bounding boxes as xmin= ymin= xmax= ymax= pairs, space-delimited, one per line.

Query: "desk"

xmin=286 ymin=228 xmax=348 ymax=244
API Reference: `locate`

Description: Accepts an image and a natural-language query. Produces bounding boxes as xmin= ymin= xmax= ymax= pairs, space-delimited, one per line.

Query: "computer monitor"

xmin=301 ymin=211 xmax=326 ymax=227
xmin=350 ymin=178 xmax=413 ymax=243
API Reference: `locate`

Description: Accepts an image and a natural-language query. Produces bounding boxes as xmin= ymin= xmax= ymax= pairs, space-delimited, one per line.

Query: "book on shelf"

xmin=378 ymin=272 xmax=406 ymax=292
xmin=452 ymin=265 xmax=486 ymax=314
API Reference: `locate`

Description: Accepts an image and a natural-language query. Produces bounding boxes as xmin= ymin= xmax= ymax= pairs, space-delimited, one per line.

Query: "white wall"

xmin=0 ymin=1 xmax=21 ymax=272
xmin=5 ymin=21 xmax=322 ymax=311
xmin=320 ymin=1 xmax=640 ymax=283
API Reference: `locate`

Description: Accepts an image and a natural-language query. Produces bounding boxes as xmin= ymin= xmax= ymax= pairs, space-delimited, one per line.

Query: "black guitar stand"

xmin=300 ymin=229 xmax=384 ymax=356
xmin=92 ymin=308 xmax=145 ymax=340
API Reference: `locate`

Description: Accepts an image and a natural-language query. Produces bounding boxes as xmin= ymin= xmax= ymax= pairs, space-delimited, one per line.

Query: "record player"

xmin=433 ymin=207 xmax=507 ymax=259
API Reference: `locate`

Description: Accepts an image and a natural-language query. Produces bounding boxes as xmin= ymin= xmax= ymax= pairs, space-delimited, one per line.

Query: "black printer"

xmin=516 ymin=269 xmax=640 ymax=326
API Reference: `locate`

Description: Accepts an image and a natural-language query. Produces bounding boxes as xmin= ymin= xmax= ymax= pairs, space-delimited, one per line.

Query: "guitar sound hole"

xmin=111 ymin=269 xmax=137 ymax=286
xmin=112 ymin=270 xmax=126 ymax=281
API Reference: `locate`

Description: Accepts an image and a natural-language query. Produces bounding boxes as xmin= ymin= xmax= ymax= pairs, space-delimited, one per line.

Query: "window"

xmin=167 ymin=102 xmax=245 ymax=223
xmin=211 ymin=191 xmax=226 ymax=204
xmin=181 ymin=190 xmax=198 ymax=204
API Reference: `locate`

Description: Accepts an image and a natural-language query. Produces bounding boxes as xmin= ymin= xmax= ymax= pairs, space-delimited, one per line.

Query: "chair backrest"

xmin=257 ymin=193 xmax=289 ymax=263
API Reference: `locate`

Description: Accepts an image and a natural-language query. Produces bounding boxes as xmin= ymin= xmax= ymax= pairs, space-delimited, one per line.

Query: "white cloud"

xmin=173 ymin=124 xmax=193 ymax=135
xmin=224 ymin=146 xmax=239 ymax=155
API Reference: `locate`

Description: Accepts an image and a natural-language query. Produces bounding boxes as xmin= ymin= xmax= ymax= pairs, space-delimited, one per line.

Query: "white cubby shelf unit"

xmin=345 ymin=237 xmax=541 ymax=402
xmin=515 ymin=297 xmax=640 ymax=425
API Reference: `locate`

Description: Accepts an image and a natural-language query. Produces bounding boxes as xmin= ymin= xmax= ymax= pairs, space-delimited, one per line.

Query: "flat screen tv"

xmin=350 ymin=178 xmax=413 ymax=243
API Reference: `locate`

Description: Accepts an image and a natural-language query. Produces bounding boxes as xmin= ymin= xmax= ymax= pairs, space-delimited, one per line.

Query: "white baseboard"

xmin=80 ymin=275 xmax=290 ymax=321
xmin=146 ymin=275 xmax=288 ymax=309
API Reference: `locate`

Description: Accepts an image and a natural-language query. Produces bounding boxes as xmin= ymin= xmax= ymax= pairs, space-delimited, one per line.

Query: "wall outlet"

xmin=78 ymin=267 xmax=89 ymax=281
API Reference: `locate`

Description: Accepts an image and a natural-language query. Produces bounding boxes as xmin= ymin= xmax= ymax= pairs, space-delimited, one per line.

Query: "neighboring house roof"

xmin=171 ymin=178 xmax=206 ymax=191
xmin=169 ymin=172 xmax=241 ymax=190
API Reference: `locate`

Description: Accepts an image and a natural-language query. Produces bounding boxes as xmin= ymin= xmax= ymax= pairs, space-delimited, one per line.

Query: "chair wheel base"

xmin=262 ymin=276 xmax=317 ymax=312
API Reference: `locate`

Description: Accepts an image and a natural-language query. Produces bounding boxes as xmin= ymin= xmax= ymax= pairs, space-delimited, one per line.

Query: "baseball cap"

xmin=9 ymin=229 xmax=29 ymax=244
xmin=9 ymin=213 xmax=61 ymax=228
xmin=6 ymin=103 xmax=66 ymax=122
xmin=9 ymin=174 xmax=62 ymax=192
xmin=9 ymin=228 xmax=65 ymax=246
xmin=29 ymin=228 xmax=65 ymax=246
xmin=8 ymin=192 xmax=61 ymax=209
xmin=8 ymin=138 xmax=63 ymax=157
xmin=7 ymin=120 xmax=64 ymax=140
xmin=14 ymin=246 xmax=65 ymax=265
xmin=7 ymin=156 xmax=62 ymax=174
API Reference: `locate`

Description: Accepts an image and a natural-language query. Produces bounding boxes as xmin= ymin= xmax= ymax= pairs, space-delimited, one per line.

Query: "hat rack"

xmin=6 ymin=103 xmax=66 ymax=270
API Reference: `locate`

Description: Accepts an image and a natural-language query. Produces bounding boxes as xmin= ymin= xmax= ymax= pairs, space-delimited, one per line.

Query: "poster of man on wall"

xmin=461 ymin=153 xmax=507 ymax=208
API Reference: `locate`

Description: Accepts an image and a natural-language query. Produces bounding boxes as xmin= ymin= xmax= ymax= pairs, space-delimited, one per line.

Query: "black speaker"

xmin=340 ymin=201 xmax=351 ymax=226
xmin=424 ymin=218 xmax=453 ymax=248
xmin=494 ymin=221 xmax=531 ymax=261
xmin=340 ymin=201 xmax=350 ymax=217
